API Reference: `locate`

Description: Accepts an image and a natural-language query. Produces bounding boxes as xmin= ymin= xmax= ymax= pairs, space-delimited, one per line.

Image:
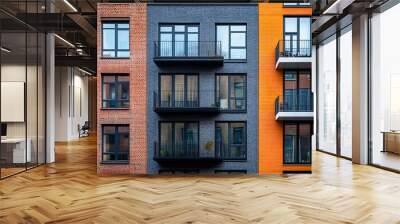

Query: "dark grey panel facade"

xmin=147 ymin=4 xmax=259 ymax=174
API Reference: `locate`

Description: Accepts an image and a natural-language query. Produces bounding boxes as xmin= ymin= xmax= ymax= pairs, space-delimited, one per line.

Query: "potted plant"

xmin=203 ymin=140 xmax=214 ymax=157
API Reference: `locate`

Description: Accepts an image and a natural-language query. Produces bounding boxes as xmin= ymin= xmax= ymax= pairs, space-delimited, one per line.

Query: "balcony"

xmin=275 ymin=40 xmax=312 ymax=69
xmin=275 ymin=94 xmax=314 ymax=121
xmin=153 ymin=142 xmax=222 ymax=167
xmin=153 ymin=41 xmax=224 ymax=66
xmin=153 ymin=91 xmax=221 ymax=114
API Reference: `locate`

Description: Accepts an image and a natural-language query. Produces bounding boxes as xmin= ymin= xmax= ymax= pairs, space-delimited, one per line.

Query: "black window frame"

xmin=101 ymin=73 xmax=130 ymax=109
xmin=101 ymin=20 xmax=130 ymax=58
xmin=158 ymin=121 xmax=200 ymax=158
xmin=215 ymin=74 xmax=247 ymax=112
xmin=215 ymin=24 xmax=247 ymax=61
xmin=215 ymin=121 xmax=247 ymax=161
xmin=283 ymin=70 xmax=312 ymax=111
xmin=101 ymin=124 xmax=130 ymax=163
xmin=283 ymin=16 xmax=311 ymax=57
xmin=283 ymin=122 xmax=312 ymax=165
xmin=158 ymin=24 xmax=200 ymax=57
xmin=158 ymin=73 xmax=200 ymax=108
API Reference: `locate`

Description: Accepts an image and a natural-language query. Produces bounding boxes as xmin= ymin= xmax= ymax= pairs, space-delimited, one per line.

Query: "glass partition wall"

xmin=0 ymin=1 xmax=47 ymax=179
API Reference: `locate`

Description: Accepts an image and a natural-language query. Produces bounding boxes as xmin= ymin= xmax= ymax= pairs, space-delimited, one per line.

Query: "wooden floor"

xmin=1 ymin=135 xmax=400 ymax=224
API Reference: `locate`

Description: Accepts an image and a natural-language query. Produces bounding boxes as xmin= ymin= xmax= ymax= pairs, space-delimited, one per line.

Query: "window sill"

xmin=283 ymin=163 xmax=311 ymax=166
xmin=101 ymin=107 xmax=130 ymax=110
xmin=100 ymin=161 xmax=130 ymax=165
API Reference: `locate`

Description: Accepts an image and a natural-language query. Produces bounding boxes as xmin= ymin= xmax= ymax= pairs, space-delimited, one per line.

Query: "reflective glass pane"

xmin=285 ymin=17 xmax=298 ymax=33
xmin=231 ymin=33 xmax=245 ymax=47
xmin=160 ymin=26 xmax=172 ymax=32
xmin=174 ymin=34 xmax=185 ymax=56
xmin=160 ymin=123 xmax=173 ymax=157
xmin=231 ymin=25 xmax=246 ymax=32
xmin=217 ymin=26 xmax=229 ymax=58
xmin=103 ymin=29 xmax=115 ymax=49
xmin=230 ymin=48 xmax=246 ymax=59
xmin=117 ymin=30 xmax=129 ymax=50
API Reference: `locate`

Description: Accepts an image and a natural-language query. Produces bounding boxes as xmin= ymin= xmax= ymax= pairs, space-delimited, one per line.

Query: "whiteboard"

xmin=1 ymin=82 xmax=25 ymax=122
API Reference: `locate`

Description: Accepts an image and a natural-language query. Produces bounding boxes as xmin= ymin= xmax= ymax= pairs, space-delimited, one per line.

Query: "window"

xmin=215 ymin=122 xmax=246 ymax=160
xmin=102 ymin=74 xmax=129 ymax=108
xmin=102 ymin=125 xmax=129 ymax=162
xmin=284 ymin=17 xmax=311 ymax=56
xmin=283 ymin=71 xmax=312 ymax=111
xmin=216 ymin=74 xmax=246 ymax=111
xmin=159 ymin=74 xmax=198 ymax=108
xmin=102 ymin=21 xmax=130 ymax=58
xmin=159 ymin=122 xmax=199 ymax=158
xmin=284 ymin=123 xmax=311 ymax=164
xmin=283 ymin=2 xmax=311 ymax=6
xmin=216 ymin=24 xmax=246 ymax=60
xmin=158 ymin=24 xmax=199 ymax=57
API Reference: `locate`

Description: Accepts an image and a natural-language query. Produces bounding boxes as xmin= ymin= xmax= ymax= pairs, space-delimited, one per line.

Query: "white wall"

xmin=55 ymin=67 xmax=89 ymax=141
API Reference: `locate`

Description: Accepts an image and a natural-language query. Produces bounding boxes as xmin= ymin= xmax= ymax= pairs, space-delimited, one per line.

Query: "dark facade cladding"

xmin=147 ymin=4 xmax=259 ymax=174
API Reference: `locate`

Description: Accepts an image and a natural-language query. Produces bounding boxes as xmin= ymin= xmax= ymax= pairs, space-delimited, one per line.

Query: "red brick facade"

xmin=97 ymin=4 xmax=147 ymax=175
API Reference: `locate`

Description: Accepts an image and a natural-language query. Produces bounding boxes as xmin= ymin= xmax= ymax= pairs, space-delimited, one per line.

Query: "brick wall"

xmin=97 ymin=3 xmax=147 ymax=175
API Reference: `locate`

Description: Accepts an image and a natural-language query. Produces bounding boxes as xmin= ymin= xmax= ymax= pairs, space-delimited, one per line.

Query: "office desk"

xmin=1 ymin=138 xmax=31 ymax=164
xmin=382 ymin=131 xmax=400 ymax=154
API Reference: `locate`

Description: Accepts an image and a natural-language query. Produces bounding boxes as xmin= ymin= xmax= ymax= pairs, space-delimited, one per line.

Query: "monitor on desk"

xmin=1 ymin=123 xmax=7 ymax=138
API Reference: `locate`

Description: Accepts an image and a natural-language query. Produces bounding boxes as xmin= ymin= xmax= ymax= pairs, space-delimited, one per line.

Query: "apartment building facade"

xmin=97 ymin=2 xmax=313 ymax=175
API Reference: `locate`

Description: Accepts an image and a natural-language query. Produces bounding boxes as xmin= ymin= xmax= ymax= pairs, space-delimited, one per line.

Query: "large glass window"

xmin=339 ymin=27 xmax=352 ymax=158
xmin=102 ymin=21 xmax=130 ymax=58
xmin=158 ymin=24 xmax=199 ymax=57
xmin=216 ymin=24 xmax=247 ymax=60
xmin=215 ymin=122 xmax=246 ymax=160
xmin=370 ymin=5 xmax=400 ymax=171
xmin=284 ymin=123 xmax=312 ymax=164
xmin=284 ymin=17 xmax=311 ymax=56
xmin=159 ymin=122 xmax=199 ymax=158
xmin=284 ymin=70 xmax=312 ymax=111
xmin=102 ymin=125 xmax=129 ymax=162
xmin=216 ymin=74 xmax=246 ymax=111
xmin=102 ymin=74 xmax=130 ymax=109
xmin=317 ymin=36 xmax=337 ymax=154
xmin=159 ymin=74 xmax=198 ymax=108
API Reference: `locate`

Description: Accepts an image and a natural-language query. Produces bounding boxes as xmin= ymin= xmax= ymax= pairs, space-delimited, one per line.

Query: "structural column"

xmin=352 ymin=14 xmax=369 ymax=164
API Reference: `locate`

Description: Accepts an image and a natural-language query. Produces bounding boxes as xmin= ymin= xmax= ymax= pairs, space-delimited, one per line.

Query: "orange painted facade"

xmin=258 ymin=4 xmax=312 ymax=174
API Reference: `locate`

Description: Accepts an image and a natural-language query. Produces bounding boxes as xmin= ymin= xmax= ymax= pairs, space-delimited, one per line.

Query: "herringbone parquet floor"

xmin=1 ymin=135 xmax=400 ymax=224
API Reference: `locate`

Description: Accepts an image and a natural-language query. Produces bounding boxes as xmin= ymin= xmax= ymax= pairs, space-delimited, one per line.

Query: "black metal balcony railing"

xmin=154 ymin=41 xmax=222 ymax=58
xmin=275 ymin=92 xmax=313 ymax=115
xmin=275 ymin=40 xmax=312 ymax=64
xmin=153 ymin=90 xmax=220 ymax=113
xmin=215 ymin=144 xmax=246 ymax=160
xmin=154 ymin=142 xmax=199 ymax=159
